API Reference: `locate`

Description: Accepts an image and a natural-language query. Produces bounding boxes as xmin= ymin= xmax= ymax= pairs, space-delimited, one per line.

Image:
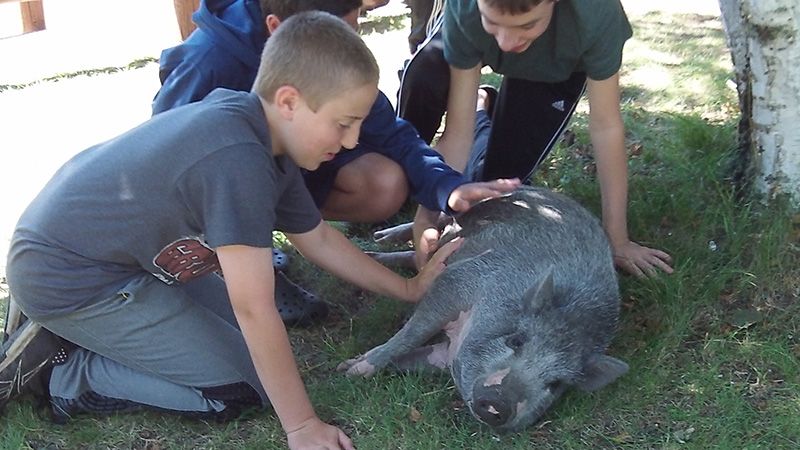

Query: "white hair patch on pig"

xmin=483 ymin=367 xmax=511 ymax=387
xmin=445 ymin=308 xmax=474 ymax=364
xmin=536 ymin=204 xmax=563 ymax=221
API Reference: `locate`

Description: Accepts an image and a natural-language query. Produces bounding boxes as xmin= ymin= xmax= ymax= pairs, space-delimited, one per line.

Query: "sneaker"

xmin=0 ymin=320 xmax=66 ymax=413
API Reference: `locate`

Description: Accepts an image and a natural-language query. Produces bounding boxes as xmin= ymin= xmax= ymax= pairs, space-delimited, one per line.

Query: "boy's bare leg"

xmin=321 ymin=153 xmax=408 ymax=223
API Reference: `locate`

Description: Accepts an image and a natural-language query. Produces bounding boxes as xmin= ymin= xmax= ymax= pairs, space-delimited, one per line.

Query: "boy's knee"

xmin=332 ymin=155 xmax=408 ymax=222
xmin=361 ymin=161 xmax=408 ymax=220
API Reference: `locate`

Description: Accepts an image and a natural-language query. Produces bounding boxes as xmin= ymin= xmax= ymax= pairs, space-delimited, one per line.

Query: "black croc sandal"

xmin=272 ymin=248 xmax=289 ymax=270
xmin=274 ymin=271 xmax=329 ymax=327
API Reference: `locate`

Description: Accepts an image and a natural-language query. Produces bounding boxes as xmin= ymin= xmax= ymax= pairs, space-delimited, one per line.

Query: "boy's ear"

xmin=273 ymin=85 xmax=302 ymax=119
xmin=265 ymin=14 xmax=282 ymax=35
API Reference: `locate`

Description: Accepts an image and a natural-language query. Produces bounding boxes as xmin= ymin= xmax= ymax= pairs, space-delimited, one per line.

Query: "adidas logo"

xmin=551 ymin=100 xmax=565 ymax=111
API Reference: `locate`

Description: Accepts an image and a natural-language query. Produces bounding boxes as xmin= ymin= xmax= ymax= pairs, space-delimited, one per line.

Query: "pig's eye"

xmin=546 ymin=380 xmax=562 ymax=393
xmin=505 ymin=332 xmax=528 ymax=350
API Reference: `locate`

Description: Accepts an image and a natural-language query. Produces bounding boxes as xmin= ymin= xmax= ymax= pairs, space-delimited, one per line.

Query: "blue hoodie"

xmin=153 ymin=0 xmax=466 ymax=213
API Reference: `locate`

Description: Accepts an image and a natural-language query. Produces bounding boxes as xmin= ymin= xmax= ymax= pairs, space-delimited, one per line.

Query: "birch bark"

xmin=718 ymin=0 xmax=800 ymax=203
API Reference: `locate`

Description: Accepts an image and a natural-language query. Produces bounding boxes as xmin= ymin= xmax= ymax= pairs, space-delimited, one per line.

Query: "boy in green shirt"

xmin=403 ymin=0 xmax=673 ymax=277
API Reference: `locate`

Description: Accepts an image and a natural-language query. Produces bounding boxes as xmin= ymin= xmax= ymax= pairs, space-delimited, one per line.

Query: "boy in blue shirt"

xmin=155 ymin=0 xmax=480 ymax=225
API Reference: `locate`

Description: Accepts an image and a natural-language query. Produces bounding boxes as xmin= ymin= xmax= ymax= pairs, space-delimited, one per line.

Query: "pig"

xmin=338 ymin=186 xmax=629 ymax=432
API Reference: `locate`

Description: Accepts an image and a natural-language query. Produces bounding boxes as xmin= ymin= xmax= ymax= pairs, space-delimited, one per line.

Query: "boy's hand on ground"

xmin=286 ymin=416 xmax=354 ymax=450
xmin=447 ymin=178 xmax=520 ymax=212
xmin=407 ymin=237 xmax=464 ymax=301
xmin=612 ymin=240 xmax=673 ymax=278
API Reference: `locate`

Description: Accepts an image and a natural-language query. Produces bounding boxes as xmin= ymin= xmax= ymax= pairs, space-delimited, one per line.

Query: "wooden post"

xmin=174 ymin=0 xmax=201 ymax=41
xmin=20 ymin=0 xmax=46 ymax=33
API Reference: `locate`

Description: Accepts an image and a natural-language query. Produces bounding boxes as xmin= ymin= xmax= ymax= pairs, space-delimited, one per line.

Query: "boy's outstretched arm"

xmin=445 ymin=178 xmax=521 ymax=212
xmin=410 ymin=63 xmax=511 ymax=268
xmin=433 ymin=64 xmax=483 ymax=172
xmin=586 ymin=73 xmax=673 ymax=277
xmin=216 ymin=245 xmax=354 ymax=450
xmin=288 ymin=221 xmax=462 ymax=303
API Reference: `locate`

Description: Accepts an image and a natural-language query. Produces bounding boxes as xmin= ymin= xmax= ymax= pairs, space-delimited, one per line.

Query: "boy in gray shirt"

xmin=1 ymin=12 xmax=517 ymax=449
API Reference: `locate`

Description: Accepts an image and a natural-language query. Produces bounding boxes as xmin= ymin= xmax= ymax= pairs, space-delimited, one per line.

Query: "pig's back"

xmin=443 ymin=187 xmax=619 ymax=346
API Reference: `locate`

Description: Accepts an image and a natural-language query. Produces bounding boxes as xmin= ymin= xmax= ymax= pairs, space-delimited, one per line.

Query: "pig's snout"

xmin=472 ymin=385 xmax=513 ymax=427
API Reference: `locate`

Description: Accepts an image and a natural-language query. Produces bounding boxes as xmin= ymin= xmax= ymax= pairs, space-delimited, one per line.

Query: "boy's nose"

xmin=495 ymin=29 xmax=521 ymax=52
xmin=341 ymin=127 xmax=360 ymax=150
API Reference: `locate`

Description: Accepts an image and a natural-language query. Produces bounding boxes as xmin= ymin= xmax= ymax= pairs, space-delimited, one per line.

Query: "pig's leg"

xmin=338 ymin=308 xmax=460 ymax=377
xmin=389 ymin=342 xmax=450 ymax=372
xmin=373 ymin=222 xmax=413 ymax=244
xmin=364 ymin=250 xmax=416 ymax=269
xmin=373 ymin=214 xmax=452 ymax=244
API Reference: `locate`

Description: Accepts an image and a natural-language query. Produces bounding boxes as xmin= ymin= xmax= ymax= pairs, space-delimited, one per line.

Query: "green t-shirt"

xmin=443 ymin=0 xmax=633 ymax=82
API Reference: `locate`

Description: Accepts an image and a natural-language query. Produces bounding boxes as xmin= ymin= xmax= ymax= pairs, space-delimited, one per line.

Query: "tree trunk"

xmin=718 ymin=0 xmax=800 ymax=204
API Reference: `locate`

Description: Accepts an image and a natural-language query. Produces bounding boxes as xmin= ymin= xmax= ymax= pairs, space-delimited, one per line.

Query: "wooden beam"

xmin=20 ymin=0 xmax=45 ymax=33
xmin=174 ymin=0 xmax=200 ymax=41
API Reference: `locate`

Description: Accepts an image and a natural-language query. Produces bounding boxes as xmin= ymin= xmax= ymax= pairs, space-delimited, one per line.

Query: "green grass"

xmin=3 ymin=5 xmax=800 ymax=450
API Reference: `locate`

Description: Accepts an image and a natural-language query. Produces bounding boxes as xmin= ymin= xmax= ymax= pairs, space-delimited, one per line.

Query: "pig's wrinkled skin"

xmin=338 ymin=187 xmax=629 ymax=432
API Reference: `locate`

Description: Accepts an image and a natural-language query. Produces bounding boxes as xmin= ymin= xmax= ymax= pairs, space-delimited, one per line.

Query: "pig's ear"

xmin=575 ymin=354 xmax=629 ymax=392
xmin=523 ymin=267 xmax=555 ymax=313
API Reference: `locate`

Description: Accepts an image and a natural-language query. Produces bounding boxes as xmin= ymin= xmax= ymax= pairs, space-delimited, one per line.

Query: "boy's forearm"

xmin=237 ymin=303 xmax=317 ymax=432
xmin=592 ymin=129 xmax=630 ymax=248
xmin=288 ymin=222 xmax=415 ymax=302
xmin=587 ymin=74 xmax=631 ymax=248
xmin=217 ymin=246 xmax=317 ymax=432
xmin=435 ymin=65 xmax=482 ymax=172
xmin=413 ymin=206 xmax=440 ymax=236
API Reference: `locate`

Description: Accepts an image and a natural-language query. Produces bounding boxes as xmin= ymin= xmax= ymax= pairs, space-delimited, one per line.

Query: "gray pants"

xmin=35 ymin=273 xmax=266 ymax=415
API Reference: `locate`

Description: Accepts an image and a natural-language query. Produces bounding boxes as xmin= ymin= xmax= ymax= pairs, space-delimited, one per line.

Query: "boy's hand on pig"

xmin=412 ymin=207 xmax=441 ymax=269
xmin=447 ymin=178 xmax=520 ymax=212
xmin=414 ymin=226 xmax=441 ymax=270
xmin=407 ymin=237 xmax=464 ymax=302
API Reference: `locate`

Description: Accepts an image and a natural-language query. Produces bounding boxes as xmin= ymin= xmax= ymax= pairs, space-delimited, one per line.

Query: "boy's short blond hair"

xmin=252 ymin=11 xmax=379 ymax=111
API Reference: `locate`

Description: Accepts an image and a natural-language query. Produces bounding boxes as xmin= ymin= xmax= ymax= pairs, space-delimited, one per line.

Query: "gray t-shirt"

xmin=8 ymin=89 xmax=321 ymax=317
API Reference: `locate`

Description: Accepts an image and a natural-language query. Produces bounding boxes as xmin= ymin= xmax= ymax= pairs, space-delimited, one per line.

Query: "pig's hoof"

xmin=337 ymin=356 xmax=377 ymax=377
xmin=347 ymin=361 xmax=377 ymax=377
